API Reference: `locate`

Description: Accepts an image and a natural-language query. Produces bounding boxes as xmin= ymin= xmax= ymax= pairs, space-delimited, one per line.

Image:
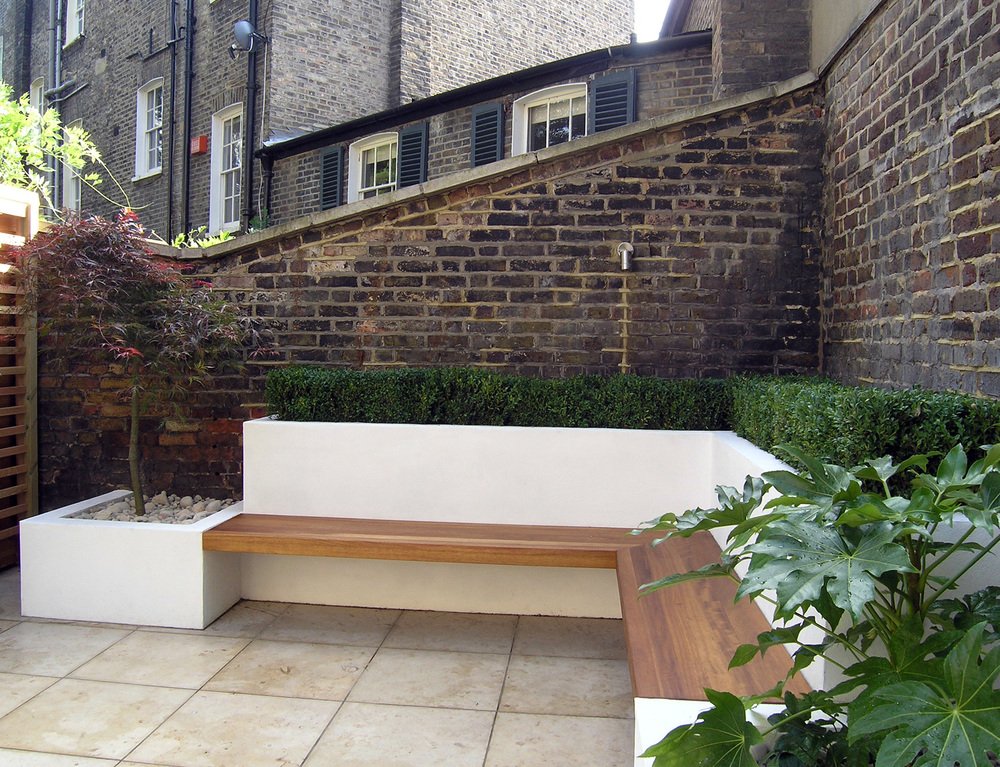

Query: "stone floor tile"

xmin=383 ymin=610 xmax=517 ymax=654
xmin=70 ymin=631 xmax=248 ymax=689
xmin=0 ymin=619 xmax=16 ymax=633
xmin=0 ymin=623 xmax=130 ymax=677
xmin=166 ymin=600 xmax=288 ymax=639
xmin=205 ymin=639 xmax=374 ymax=700
xmin=500 ymin=655 xmax=633 ymax=718
xmin=127 ymin=690 xmax=339 ymax=767
xmin=0 ymin=569 xmax=22 ymax=621
xmin=0 ymin=672 xmax=58 ymax=717
xmin=303 ymin=702 xmax=494 ymax=767
xmin=484 ymin=712 xmax=633 ymax=767
xmin=0 ymin=678 xmax=191 ymax=760
xmin=348 ymin=648 xmax=507 ymax=710
xmin=0 ymin=750 xmax=117 ymax=766
xmin=513 ymin=616 xmax=627 ymax=659
xmin=259 ymin=603 xmax=399 ymax=646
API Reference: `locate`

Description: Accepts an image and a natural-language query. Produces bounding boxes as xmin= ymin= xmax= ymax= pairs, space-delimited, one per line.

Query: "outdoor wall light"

xmin=618 ymin=241 xmax=634 ymax=271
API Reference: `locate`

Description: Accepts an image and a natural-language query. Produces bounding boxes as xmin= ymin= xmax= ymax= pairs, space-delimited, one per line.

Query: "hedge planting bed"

xmin=265 ymin=367 xmax=1000 ymax=466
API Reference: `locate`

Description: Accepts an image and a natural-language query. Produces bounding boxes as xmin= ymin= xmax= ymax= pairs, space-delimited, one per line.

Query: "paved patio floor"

xmin=0 ymin=566 xmax=634 ymax=766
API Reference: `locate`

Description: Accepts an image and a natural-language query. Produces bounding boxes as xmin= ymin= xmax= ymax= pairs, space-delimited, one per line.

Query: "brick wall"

xmin=683 ymin=0 xmax=718 ymax=32
xmin=396 ymin=0 xmax=633 ymax=104
xmin=34 ymin=84 xmax=823 ymax=508
xmin=267 ymin=45 xmax=715 ymax=225
xmin=821 ymin=0 xmax=1000 ymax=396
xmin=268 ymin=0 xmax=395 ymax=133
xmin=714 ymin=0 xmax=811 ymax=98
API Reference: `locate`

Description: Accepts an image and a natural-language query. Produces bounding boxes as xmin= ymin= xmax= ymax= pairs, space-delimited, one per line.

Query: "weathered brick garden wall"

xmin=36 ymin=84 xmax=824 ymax=509
xmin=820 ymin=0 xmax=1000 ymax=396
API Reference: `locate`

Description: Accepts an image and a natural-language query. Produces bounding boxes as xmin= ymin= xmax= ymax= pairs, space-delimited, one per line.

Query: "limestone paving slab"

xmin=348 ymin=648 xmax=508 ymax=710
xmin=205 ymin=639 xmax=374 ymax=700
xmin=303 ymin=702 xmax=494 ymax=767
xmin=0 ymin=750 xmax=117 ymax=766
xmin=0 ymin=619 xmax=16 ymax=633
xmin=127 ymin=690 xmax=339 ymax=767
xmin=0 ymin=622 xmax=130 ymax=677
xmin=500 ymin=655 xmax=634 ymax=718
xmin=513 ymin=615 xmax=628 ymax=659
xmin=259 ymin=603 xmax=400 ymax=646
xmin=0 ymin=678 xmax=192 ymax=759
xmin=70 ymin=631 xmax=249 ymax=689
xmin=383 ymin=610 xmax=518 ymax=654
xmin=484 ymin=712 xmax=634 ymax=767
xmin=0 ymin=672 xmax=58 ymax=718
xmin=166 ymin=600 xmax=288 ymax=638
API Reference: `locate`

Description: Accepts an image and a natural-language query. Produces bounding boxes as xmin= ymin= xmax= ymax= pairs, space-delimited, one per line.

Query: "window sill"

xmin=132 ymin=169 xmax=162 ymax=182
xmin=62 ymin=34 xmax=84 ymax=50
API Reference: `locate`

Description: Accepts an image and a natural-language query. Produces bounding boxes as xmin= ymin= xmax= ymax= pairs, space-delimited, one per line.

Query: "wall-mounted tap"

xmin=617 ymin=242 xmax=634 ymax=271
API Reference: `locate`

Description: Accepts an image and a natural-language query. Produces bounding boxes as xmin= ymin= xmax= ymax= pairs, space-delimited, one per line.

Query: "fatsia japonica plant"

xmin=634 ymin=443 xmax=1000 ymax=767
xmin=12 ymin=211 xmax=269 ymax=515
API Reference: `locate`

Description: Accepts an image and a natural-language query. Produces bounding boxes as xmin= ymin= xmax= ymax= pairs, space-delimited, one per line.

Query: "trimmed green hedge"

xmin=727 ymin=375 xmax=1000 ymax=466
xmin=264 ymin=366 xmax=730 ymax=430
xmin=265 ymin=367 xmax=1000 ymax=465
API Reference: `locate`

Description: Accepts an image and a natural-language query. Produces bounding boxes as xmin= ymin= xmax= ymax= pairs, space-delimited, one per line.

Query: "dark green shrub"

xmin=265 ymin=366 xmax=730 ymax=430
xmin=727 ymin=375 xmax=1000 ymax=467
xmin=266 ymin=368 xmax=1000 ymax=465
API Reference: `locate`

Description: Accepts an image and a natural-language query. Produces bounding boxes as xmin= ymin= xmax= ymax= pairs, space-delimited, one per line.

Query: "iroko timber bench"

xmin=203 ymin=512 xmax=806 ymax=702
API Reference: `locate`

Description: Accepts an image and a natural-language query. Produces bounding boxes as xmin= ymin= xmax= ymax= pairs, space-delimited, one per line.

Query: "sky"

xmin=634 ymin=0 xmax=670 ymax=42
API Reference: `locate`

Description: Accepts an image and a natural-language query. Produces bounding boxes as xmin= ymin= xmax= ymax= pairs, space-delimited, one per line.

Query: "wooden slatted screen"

xmin=0 ymin=186 xmax=39 ymax=568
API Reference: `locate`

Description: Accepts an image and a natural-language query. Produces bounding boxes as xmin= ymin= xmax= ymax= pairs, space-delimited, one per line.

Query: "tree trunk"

xmin=128 ymin=375 xmax=146 ymax=516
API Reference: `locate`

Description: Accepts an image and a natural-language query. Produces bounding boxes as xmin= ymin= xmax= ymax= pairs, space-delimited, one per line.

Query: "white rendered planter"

xmin=239 ymin=420 xmax=788 ymax=619
xmin=19 ymin=490 xmax=243 ymax=629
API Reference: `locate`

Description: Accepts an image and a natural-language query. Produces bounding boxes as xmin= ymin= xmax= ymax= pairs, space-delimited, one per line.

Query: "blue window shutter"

xmin=397 ymin=123 xmax=429 ymax=188
xmin=471 ymin=103 xmax=504 ymax=167
xmin=588 ymin=69 xmax=637 ymax=135
xmin=320 ymin=147 xmax=343 ymax=210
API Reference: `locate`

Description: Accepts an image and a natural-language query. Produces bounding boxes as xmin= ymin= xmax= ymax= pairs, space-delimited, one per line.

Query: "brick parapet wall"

xmin=209 ymin=85 xmax=823 ymax=379
xmin=820 ymin=0 xmax=1000 ymax=396
xmin=37 ymin=81 xmax=824 ymax=509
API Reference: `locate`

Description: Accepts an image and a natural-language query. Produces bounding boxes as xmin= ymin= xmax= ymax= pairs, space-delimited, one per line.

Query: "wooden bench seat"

xmin=204 ymin=513 xmax=806 ymax=702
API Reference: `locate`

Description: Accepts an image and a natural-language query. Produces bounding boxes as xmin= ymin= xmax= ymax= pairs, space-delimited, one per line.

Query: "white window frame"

xmin=66 ymin=0 xmax=85 ymax=44
xmin=62 ymin=119 xmax=83 ymax=212
xmin=511 ymin=83 xmax=587 ymax=156
xmin=347 ymin=132 xmax=398 ymax=203
xmin=134 ymin=79 xmax=164 ymax=179
xmin=209 ymin=103 xmax=243 ymax=233
xmin=29 ymin=77 xmax=45 ymax=115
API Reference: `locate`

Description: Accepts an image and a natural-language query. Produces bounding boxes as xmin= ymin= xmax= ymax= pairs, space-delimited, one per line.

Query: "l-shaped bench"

xmin=203 ymin=512 xmax=806 ymax=703
xmin=218 ymin=419 xmax=812 ymax=764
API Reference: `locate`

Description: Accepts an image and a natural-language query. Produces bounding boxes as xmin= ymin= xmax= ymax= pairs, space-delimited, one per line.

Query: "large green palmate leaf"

xmin=640 ymin=689 xmax=762 ymax=767
xmin=736 ymin=521 xmax=913 ymax=622
xmin=848 ymin=624 xmax=1000 ymax=767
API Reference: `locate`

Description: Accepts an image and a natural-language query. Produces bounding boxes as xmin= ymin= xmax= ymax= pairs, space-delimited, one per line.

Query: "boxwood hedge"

xmin=265 ymin=367 xmax=1000 ymax=465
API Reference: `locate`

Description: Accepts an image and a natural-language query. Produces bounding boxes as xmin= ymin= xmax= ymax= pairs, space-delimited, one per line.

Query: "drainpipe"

xmin=241 ymin=0 xmax=260 ymax=228
xmin=20 ymin=1 xmax=35 ymax=95
xmin=261 ymin=153 xmax=274 ymax=222
xmin=181 ymin=0 xmax=196 ymax=234
xmin=46 ymin=0 xmax=62 ymax=209
xmin=166 ymin=0 xmax=180 ymax=239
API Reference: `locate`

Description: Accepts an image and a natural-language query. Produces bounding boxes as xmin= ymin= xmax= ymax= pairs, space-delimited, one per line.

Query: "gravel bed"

xmin=71 ymin=491 xmax=236 ymax=524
